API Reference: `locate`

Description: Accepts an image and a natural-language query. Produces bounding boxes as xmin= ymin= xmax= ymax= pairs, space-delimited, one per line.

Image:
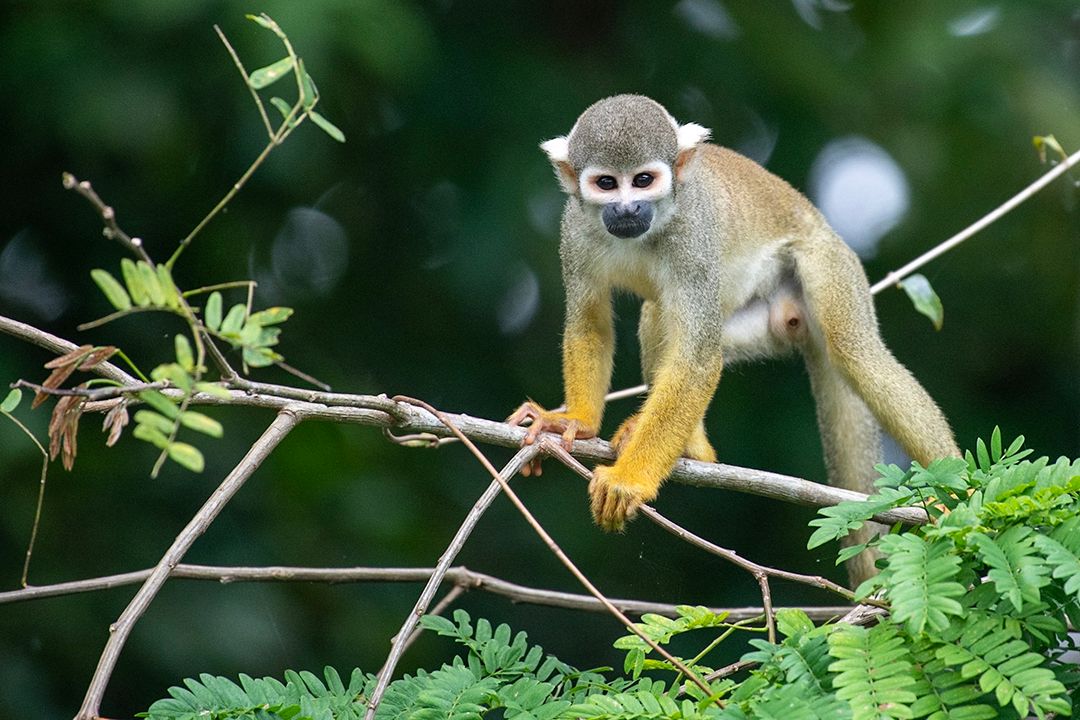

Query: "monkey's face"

xmin=579 ymin=162 xmax=674 ymax=240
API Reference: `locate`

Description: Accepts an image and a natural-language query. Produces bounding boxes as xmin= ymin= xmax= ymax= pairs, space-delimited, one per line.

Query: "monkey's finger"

xmin=506 ymin=403 xmax=538 ymax=427
xmin=560 ymin=423 xmax=580 ymax=453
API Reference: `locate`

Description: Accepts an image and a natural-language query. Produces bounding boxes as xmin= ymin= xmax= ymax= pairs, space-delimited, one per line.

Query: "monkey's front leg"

xmin=509 ymin=296 xmax=614 ymax=476
xmin=591 ymin=351 xmax=722 ymax=530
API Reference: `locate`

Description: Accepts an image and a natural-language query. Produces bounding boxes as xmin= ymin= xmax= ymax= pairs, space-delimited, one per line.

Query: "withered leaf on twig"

xmin=102 ymin=400 xmax=129 ymax=447
xmin=48 ymin=391 xmax=88 ymax=471
xmin=33 ymin=345 xmax=93 ymax=409
xmin=32 ymin=345 xmax=118 ymax=409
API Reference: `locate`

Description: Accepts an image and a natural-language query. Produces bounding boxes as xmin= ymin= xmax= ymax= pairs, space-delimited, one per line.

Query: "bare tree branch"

xmin=75 ymin=409 xmax=302 ymax=720
xmin=366 ymin=443 xmax=541 ymax=720
xmin=0 ymin=314 xmax=137 ymax=385
xmin=0 ymin=562 xmax=856 ymax=621
xmin=390 ymin=395 xmax=717 ymax=706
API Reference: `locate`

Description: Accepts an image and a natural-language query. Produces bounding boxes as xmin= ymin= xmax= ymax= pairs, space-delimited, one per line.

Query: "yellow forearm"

xmin=613 ymin=357 xmax=721 ymax=492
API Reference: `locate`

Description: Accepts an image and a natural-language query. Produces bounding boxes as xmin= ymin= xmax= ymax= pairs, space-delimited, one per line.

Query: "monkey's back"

xmin=695 ymin=144 xmax=828 ymax=250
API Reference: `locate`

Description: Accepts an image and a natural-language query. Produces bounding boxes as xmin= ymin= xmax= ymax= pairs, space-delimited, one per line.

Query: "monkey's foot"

xmin=684 ymin=427 xmax=717 ymax=463
xmin=589 ymin=465 xmax=658 ymax=532
xmin=611 ymin=413 xmax=717 ymax=463
xmin=507 ymin=401 xmax=597 ymax=477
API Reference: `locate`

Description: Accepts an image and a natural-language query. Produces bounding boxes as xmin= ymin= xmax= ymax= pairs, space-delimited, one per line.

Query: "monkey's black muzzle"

xmin=602 ymin=201 xmax=654 ymax=239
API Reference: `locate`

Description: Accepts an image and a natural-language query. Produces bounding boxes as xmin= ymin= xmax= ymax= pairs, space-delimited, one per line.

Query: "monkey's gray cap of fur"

xmin=567 ymin=95 xmax=680 ymax=171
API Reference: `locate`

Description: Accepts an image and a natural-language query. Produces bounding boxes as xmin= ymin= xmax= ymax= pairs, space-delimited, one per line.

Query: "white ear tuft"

xmin=676 ymin=122 xmax=711 ymax=150
xmin=540 ymin=136 xmax=570 ymax=163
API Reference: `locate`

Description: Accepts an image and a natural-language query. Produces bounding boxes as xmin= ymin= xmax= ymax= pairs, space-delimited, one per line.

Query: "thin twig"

xmin=75 ymin=409 xmax=302 ymax=720
xmin=1 ymin=408 xmax=51 ymax=587
xmin=166 ymin=117 xmax=286 ymax=270
xmin=0 ymin=563 xmax=855 ymax=621
xmin=870 ymin=146 xmax=1080 ymax=294
xmin=12 ymin=378 xmax=166 ymax=402
xmin=0 ymin=320 xmax=929 ymax=526
xmin=215 ymin=24 xmax=274 ymax=139
xmin=0 ymin=314 xmax=137 ymax=386
xmin=62 ymin=173 xmax=154 ymax=264
xmin=643 ymin=508 xmax=868 ymax=602
xmin=366 ymin=444 xmax=540 ymax=720
xmin=391 ymin=396 xmax=718 ymax=702
xmin=399 ymin=585 xmax=467 ymax=656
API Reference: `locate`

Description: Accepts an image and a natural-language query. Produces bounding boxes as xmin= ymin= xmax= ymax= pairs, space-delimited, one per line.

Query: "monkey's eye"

xmin=632 ymin=173 xmax=654 ymax=188
xmin=595 ymin=176 xmax=617 ymax=191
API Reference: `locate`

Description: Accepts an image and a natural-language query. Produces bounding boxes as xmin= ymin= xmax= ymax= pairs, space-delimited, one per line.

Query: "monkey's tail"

xmin=803 ymin=337 xmax=885 ymax=587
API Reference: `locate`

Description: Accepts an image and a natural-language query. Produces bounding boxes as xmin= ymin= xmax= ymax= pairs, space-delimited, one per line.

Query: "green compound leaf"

xmin=220 ymin=304 xmax=247 ymax=336
xmin=269 ymin=96 xmax=292 ymax=120
xmin=899 ymin=273 xmax=944 ymax=330
xmin=91 ymin=269 xmax=132 ymax=311
xmin=132 ymin=422 xmax=170 ymax=449
xmin=137 ymin=261 xmax=166 ymax=306
xmin=310 ymin=110 xmax=345 ymax=143
xmin=299 ymin=61 xmax=317 ymax=109
xmin=167 ymin=442 xmax=205 ymax=473
xmin=121 ymin=258 xmax=150 ymax=306
xmin=134 ymin=410 xmax=174 ymax=435
xmin=204 ymin=292 xmax=223 ymax=331
xmin=174 ymin=334 xmax=195 ymax=373
xmin=248 ymin=56 xmax=295 ymax=89
xmin=194 ymin=382 xmax=231 ymax=400
xmin=248 ymin=307 xmax=293 ymax=326
xmin=139 ymin=390 xmax=180 ymax=419
xmin=179 ymin=411 xmax=223 ymax=439
xmin=156 ymin=264 xmax=181 ymax=309
xmin=1 ymin=388 xmax=22 ymax=413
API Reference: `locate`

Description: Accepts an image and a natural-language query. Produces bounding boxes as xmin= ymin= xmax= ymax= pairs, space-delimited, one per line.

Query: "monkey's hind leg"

xmin=632 ymin=300 xmax=717 ymax=463
xmin=612 ymin=413 xmax=716 ymax=463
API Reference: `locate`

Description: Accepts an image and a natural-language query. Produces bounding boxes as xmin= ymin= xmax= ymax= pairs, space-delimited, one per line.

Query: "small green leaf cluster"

xmin=92 ymin=259 xmax=181 ymax=313
xmin=613 ymin=605 xmax=733 ymax=680
xmin=203 ymin=290 xmax=293 ymax=369
xmin=245 ymin=13 xmax=345 ymax=142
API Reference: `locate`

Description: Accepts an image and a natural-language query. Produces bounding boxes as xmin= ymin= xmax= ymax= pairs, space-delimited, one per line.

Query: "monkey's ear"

xmin=674 ymin=123 xmax=711 ymax=183
xmin=540 ymin=136 xmax=578 ymax=194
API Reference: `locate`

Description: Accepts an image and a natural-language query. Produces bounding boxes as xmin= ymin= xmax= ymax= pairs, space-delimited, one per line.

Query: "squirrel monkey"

xmin=510 ymin=95 xmax=959 ymax=579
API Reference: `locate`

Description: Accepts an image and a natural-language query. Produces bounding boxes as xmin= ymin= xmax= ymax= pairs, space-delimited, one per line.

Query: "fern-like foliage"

xmin=143 ymin=433 xmax=1079 ymax=720
xmin=862 ymin=533 xmax=965 ymax=635
xmin=140 ymin=667 xmax=371 ymax=720
xmin=933 ymin=611 xmax=1070 ymax=719
xmin=828 ymin=623 xmax=917 ymax=720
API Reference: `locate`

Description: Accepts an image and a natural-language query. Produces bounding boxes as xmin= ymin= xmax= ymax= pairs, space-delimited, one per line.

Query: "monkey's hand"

xmin=589 ymin=464 xmax=658 ymax=531
xmin=507 ymin=401 xmax=598 ymax=477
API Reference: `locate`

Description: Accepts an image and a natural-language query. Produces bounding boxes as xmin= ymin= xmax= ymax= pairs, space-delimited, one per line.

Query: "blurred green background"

xmin=0 ymin=1 xmax=1077 ymax=716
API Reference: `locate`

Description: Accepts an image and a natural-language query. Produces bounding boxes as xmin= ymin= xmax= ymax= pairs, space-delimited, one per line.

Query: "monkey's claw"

xmin=507 ymin=401 xmax=597 ymax=477
xmin=589 ymin=465 xmax=657 ymax=532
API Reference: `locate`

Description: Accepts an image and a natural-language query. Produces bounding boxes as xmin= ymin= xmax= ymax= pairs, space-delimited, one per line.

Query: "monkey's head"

xmin=541 ymin=95 xmax=711 ymax=240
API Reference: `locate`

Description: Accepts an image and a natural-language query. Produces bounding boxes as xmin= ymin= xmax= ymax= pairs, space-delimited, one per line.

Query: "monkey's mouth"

xmin=605 ymin=219 xmax=651 ymax=239
xmin=602 ymin=202 xmax=654 ymax=239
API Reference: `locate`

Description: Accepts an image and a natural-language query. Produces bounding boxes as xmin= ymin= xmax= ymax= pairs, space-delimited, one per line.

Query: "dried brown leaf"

xmin=43 ymin=345 xmax=93 ymax=370
xmin=48 ymin=393 xmax=87 ymax=470
xmin=80 ymin=345 xmax=118 ymax=370
xmin=34 ymin=345 xmax=94 ymax=409
xmin=102 ymin=400 xmax=129 ymax=447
